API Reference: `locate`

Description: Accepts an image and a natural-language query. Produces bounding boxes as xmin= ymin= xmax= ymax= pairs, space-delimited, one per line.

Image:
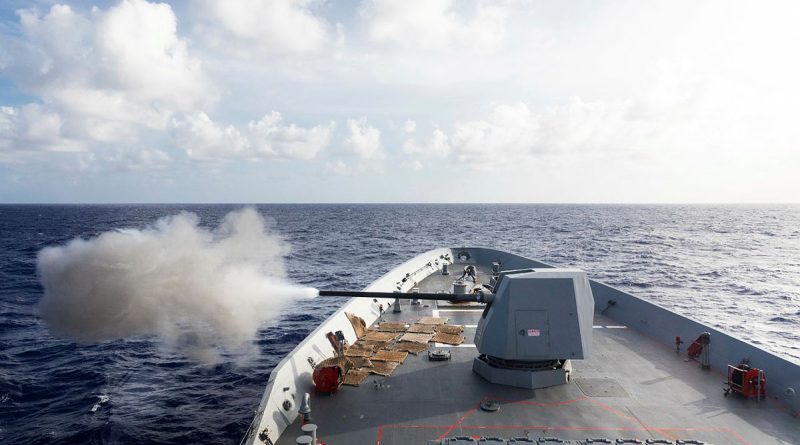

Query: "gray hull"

xmin=244 ymin=247 xmax=800 ymax=444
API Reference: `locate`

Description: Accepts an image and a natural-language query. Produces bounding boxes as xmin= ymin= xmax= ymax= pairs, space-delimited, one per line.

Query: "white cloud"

xmin=171 ymin=112 xmax=249 ymax=161
xmin=359 ymin=0 xmax=508 ymax=50
xmin=439 ymin=98 xmax=664 ymax=168
xmin=8 ymin=1 xmax=212 ymax=129
xmin=0 ymin=104 xmax=172 ymax=171
xmin=82 ymin=146 xmax=172 ymax=172
xmin=343 ymin=117 xmax=381 ymax=158
xmin=325 ymin=160 xmax=351 ymax=176
xmin=402 ymin=128 xmax=450 ymax=164
xmin=401 ymin=160 xmax=423 ymax=171
xmin=0 ymin=102 xmax=144 ymax=155
xmin=447 ymin=103 xmax=540 ymax=167
xmin=0 ymin=1 xmax=212 ymax=170
xmin=0 ymin=104 xmax=80 ymax=153
xmin=438 ymin=56 xmax=800 ymax=170
xmin=198 ymin=0 xmax=330 ymax=54
xmin=247 ymin=112 xmax=333 ymax=160
xmin=172 ymin=111 xmax=334 ymax=162
xmin=119 ymin=147 xmax=172 ymax=170
xmin=402 ymin=119 xmax=416 ymax=133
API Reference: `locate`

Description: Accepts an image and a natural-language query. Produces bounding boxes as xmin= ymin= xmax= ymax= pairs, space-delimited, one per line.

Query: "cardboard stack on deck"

xmin=348 ymin=357 xmax=373 ymax=368
xmin=408 ymin=324 xmax=436 ymax=334
xmin=371 ymin=350 xmax=408 ymax=364
xmin=375 ymin=322 xmax=408 ymax=332
xmin=417 ymin=316 xmax=449 ymax=325
xmin=432 ymin=324 xmax=465 ymax=345
xmin=435 ymin=325 xmax=464 ymax=335
xmin=389 ymin=341 xmax=429 ymax=355
xmin=342 ymin=369 xmax=370 ymax=386
xmin=362 ymin=331 xmax=399 ymax=342
xmin=342 ymin=315 xmax=464 ymax=386
xmin=399 ymin=332 xmax=434 ymax=343
xmin=431 ymin=332 xmax=465 ymax=345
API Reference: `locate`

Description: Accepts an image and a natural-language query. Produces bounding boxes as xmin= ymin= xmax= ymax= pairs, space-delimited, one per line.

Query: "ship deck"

xmin=275 ymin=266 xmax=799 ymax=445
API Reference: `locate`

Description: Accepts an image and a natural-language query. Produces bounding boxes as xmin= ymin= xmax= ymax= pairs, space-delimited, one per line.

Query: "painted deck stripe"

xmin=605 ymin=325 xmax=628 ymax=329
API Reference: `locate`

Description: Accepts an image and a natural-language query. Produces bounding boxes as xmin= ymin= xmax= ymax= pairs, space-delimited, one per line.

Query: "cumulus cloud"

xmin=402 ymin=128 xmax=450 ymax=157
xmin=198 ymin=0 xmax=330 ymax=54
xmin=0 ymin=1 xmax=212 ymax=170
xmin=343 ymin=117 xmax=381 ymax=158
xmin=0 ymin=104 xmax=169 ymax=172
xmin=402 ymin=119 xmax=416 ymax=133
xmin=359 ymin=0 xmax=508 ymax=49
xmin=446 ymin=100 xmax=645 ymax=167
xmin=6 ymin=1 xmax=212 ymax=129
xmin=103 ymin=147 xmax=172 ymax=171
xmin=0 ymin=104 xmax=82 ymax=153
xmin=172 ymin=112 xmax=334 ymax=162
xmin=435 ymin=55 xmax=800 ymax=171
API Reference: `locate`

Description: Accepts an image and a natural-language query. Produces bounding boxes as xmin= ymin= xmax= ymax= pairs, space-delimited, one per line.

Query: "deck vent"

xmin=428 ymin=349 xmax=451 ymax=361
xmin=479 ymin=400 xmax=500 ymax=412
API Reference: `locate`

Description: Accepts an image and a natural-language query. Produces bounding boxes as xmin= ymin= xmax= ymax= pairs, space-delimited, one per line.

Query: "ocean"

xmin=1 ymin=204 xmax=798 ymax=444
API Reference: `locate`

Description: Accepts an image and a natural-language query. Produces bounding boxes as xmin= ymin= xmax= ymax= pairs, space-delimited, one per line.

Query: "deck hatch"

xmin=574 ymin=378 xmax=629 ymax=397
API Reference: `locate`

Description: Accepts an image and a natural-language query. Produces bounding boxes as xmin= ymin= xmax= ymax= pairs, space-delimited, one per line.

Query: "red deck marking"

xmin=435 ymin=401 xmax=482 ymax=440
xmin=585 ymin=396 xmax=639 ymax=422
xmin=376 ymin=394 xmax=749 ymax=445
xmin=375 ymin=424 xmax=449 ymax=445
xmin=586 ymin=396 xmax=681 ymax=441
xmin=454 ymin=425 xmax=727 ymax=432
xmin=377 ymin=423 xmax=749 ymax=444
xmin=717 ymin=427 xmax=752 ymax=445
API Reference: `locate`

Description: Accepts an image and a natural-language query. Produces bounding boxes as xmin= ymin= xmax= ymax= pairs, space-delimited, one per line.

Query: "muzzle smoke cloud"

xmin=37 ymin=208 xmax=316 ymax=360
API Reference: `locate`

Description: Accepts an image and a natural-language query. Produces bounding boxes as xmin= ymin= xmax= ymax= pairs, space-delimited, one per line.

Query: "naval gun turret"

xmin=473 ymin=268 xmax=594 ymax=389
xmin=318 ymin=268 xmax=594 ymax=390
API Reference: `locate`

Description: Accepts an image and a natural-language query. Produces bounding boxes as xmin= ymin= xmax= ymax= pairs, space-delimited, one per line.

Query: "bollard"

xmin=298 ymin=393 xmax=311 ymax=423
xmin=301 ymin=424 xmax=318 ymax=443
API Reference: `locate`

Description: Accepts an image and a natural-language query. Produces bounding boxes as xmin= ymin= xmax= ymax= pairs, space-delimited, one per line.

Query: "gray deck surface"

xmin=277 ymin=266 xmax=799 ymax=445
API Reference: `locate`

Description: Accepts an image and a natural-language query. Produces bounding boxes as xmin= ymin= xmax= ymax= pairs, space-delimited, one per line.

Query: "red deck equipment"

xmin=725 ymin=361 xmax=766 ymax=399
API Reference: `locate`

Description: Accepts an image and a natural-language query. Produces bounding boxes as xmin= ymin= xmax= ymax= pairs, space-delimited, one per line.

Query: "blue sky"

xmin=1 ymin=0 xmax=798 ymax=203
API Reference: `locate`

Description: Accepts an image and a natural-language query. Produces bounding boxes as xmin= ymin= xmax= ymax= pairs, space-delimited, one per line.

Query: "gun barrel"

xmin=318 ymin=290 xmax=492 ymax=303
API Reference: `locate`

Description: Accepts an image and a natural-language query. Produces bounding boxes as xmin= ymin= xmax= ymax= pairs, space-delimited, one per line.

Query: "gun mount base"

xmin=472 ymin=355 xmax=572 ymax=390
